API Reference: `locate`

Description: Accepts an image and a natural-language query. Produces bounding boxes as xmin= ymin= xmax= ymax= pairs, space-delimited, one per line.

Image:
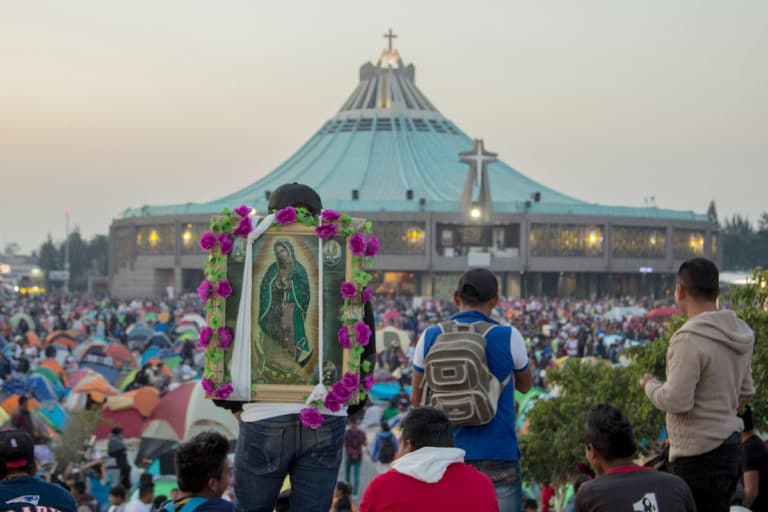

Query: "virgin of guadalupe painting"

xmin=256 ymin=239 xmax=312 ymax=374
xmin=210 ymin=220 xmax=356 ymax=403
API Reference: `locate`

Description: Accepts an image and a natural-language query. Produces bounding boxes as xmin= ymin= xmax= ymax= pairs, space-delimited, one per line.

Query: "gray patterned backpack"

xmin=423 ymin=321 xmax=510 ymax=426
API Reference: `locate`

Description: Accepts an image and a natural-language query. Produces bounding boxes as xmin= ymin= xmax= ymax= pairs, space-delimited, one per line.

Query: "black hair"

xmin=677 ymin=258 xmax=719 ymax=301
xmin=44 ymin=346 xmax=56 ymax=358
xmin=740 ymin=406 xmax=754 ymax=432
xmin=110 ymin=486 xmax=126 ymax=499
xmin=380 ymin=420 xmax=391 ymax=432
xmin=18 ymin=395 xmax=27 ymax=406
xmin=175 ymin=431 xmax=229 ymax=493
xmin=584 ymin=404 xmax=636 ymax=461
xmin=153 ymin=495 xmax=168 ymax=508
xmin=111 ymin=426 xmax=123 ymax=436
xmin=139 ymin=484 xmax=154 ymax=498
xmin=399 ymin=406 xmax=454 ymax=451
xmin=72 ymin=481 xmax=86 ymax=495
xmin=335 ymin=481 xmax=352 ymax=496
xmin=522 ymin=499 xmax=538 ymax=511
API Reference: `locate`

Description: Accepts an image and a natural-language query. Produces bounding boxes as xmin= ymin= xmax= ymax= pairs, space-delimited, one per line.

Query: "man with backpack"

xmin=371 ymin=421 xmax=399 ymax=474
xmin=161 ymin=431 xmax=235 ymax=512
xmin=410 ymin=268 xmax=532 ymax=511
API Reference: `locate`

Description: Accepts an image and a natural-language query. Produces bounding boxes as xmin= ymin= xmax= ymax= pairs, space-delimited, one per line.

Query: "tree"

xmin=723 ymin=214 xmax=753 ymax=235
xmin=37 ymin=234 xmax=60 ymax=287
xmin=520 ymin=271 xmax=768 ymax=484
xmin=758 ymin=212 xmax=768 ymax=233
xmin=519 ymin=317 xmax=681 ymax=484
xmin=88 ymin=234 xmax=109 ymax=276
xmin=707 ymin=200 xmax=718 ymax=225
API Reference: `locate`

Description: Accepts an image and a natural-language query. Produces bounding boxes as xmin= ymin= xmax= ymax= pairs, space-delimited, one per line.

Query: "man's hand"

xmin=639 ymin=373 xmax=655 ymax=388
xmin=234 ymin=410 xmax=242 ymax=421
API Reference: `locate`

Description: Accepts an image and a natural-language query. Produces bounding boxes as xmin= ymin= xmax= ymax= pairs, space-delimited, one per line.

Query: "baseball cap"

xmin=268 ymin=183 xmax=323 ymax=215
xmin=457 ymin=268 xmax=499 ymax=302
xmin=0 ymin=430 xmax=35 ymax=470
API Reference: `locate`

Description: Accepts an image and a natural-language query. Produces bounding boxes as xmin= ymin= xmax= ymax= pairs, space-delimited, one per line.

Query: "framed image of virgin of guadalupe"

xmin=199 ymin=207 xmax=373 ymax=406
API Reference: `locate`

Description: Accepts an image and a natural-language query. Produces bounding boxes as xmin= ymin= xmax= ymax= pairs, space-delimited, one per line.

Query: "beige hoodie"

xmin=644 ymin=309 xmax=755 ymax=461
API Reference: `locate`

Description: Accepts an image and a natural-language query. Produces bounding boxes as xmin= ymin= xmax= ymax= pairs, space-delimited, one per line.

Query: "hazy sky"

xmin=2 ymin=0 xmax=766 ymax=253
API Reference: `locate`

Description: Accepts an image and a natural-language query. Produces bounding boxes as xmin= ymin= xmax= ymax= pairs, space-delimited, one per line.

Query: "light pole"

xmin=64 ymin=208 xmax=70 ymax=294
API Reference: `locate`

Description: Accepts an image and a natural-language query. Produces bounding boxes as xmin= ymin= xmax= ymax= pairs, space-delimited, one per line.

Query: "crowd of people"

xmin=0 ymin=181 xmax=762 ymax=512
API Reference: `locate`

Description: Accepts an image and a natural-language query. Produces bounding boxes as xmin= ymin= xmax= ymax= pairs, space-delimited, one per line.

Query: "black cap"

xmin=458 ymin=268 xmax=499 ymax=302
xmin=268 ymin=183 xmax=323 ymax=215
xmin=0 ymin=430 xmax=35 ymax=471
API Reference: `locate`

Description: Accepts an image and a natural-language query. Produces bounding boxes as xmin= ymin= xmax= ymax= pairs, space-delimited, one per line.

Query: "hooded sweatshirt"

xmin=360 ymin=447 xmax=498 ymax=512
xmin=645 ymin=310 xmax=755 ymax=460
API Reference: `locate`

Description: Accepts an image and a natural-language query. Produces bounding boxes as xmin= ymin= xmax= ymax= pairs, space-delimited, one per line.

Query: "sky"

xmin=1 ymin=0 xmax=766 ymax=253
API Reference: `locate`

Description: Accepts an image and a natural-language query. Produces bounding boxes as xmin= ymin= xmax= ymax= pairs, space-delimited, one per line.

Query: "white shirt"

xmin=124 ymin=500 xmax=152 ymax=512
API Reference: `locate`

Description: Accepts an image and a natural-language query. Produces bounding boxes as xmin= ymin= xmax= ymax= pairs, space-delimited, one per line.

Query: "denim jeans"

xmin=234 ymin=414 xmax=345 ymax=512
xmin=672 ymin=432 xmax=742 ymax=512
xmin=468 ymin=459 xmax=522 ymax=512
xmin=344 ymin=457 xmax=362 ymax=495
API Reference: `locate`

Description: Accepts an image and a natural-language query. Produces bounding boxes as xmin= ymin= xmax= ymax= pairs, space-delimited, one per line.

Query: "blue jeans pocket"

xmin=237 ymin=421 xmax=285 ymax=476
xmin=308 ymin=417 xmax=345 ymax=470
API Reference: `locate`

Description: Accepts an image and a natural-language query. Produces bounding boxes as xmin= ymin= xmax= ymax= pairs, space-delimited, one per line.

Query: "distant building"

xmin=109 ymin=35 xmax=717 ymax=299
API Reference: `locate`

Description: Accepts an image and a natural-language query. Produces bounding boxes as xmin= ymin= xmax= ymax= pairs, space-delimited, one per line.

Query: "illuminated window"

xmin=612 ymin=226 xmax=667 ymax=258
xmin=136 ymin=225 xmax=175 ymax=255
xmin=374 ymin=222 xmax=426 ymax=255
xmin=672 ymin=230 xmax=705 ymax=259
xmin=181 ymin=224 xmax=209 ymax=254
xmin=529 ymin=224 xmax=604 ymax=257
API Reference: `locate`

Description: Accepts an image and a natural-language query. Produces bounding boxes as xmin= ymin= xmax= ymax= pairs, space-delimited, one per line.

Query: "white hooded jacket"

xmin=390 ymin=447 xmax=466 ymax=483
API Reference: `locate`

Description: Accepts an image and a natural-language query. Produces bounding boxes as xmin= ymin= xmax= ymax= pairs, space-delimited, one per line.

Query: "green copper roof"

xmin=123 ymin=48 xmax=707 ymax=223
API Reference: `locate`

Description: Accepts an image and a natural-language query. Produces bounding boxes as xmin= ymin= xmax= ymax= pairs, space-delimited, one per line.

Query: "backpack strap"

xmin=471 ymin=321 xmax=512 ymax=388
xmin=162 ymin=497 xmax=209 ymax=512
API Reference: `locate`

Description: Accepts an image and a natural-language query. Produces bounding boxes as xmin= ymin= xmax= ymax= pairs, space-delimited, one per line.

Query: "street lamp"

xmin=469 ymin=207 xmax=482 ymax=219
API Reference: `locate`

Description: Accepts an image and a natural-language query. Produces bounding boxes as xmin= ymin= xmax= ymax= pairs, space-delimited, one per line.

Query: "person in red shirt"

xmin=360 ymin=407 xmax=498 ymax=512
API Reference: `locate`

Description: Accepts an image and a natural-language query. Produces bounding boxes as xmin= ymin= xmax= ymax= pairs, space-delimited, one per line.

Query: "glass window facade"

xmin=710 ymin=233 xmax=718 ymax=258
xmin=611 ymin=226 xmax=667 ymax=258
xmin=181 ymin=223 xmax=210 ymax=255
xmin=672 ymin=229 xmax=705 ymax=259
xmin=374 ymin=222 xmax=426 ymax=255
xmin=436 ymin=224 xmax=520 ymax=257
xmin=136 ymin=224 xmax=175 ymax=255
xmin=529 ymin=224 xmax=604 ymax=257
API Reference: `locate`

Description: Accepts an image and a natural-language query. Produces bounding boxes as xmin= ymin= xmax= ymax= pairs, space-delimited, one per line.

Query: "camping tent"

xmin=135 ymin=381 xmax=238 ymax=465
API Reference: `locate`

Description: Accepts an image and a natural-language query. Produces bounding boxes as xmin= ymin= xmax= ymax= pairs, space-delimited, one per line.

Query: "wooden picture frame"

xmin=206 ymin=221 xmax=360 ymax=403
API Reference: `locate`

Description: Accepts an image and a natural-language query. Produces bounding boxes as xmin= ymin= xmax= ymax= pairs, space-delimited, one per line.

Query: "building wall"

xmin=109 ymin=211 xmax=718 ymax=297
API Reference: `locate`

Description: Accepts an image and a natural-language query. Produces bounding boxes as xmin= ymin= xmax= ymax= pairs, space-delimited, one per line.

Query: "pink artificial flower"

xmin=199 ymin=326 xmax=213 ymax=348
xmin=300 ymin=407 xmax=324 ymax=429
xmin=354 ymin=321 xmax=371 ymax=346
xmin=217 ymin=327 xmax=233 ymax=349
xmin=233 ymin=216 xmax=252 ymax=238
xmin=316 ymin=223 xmax=339 ymax=240
xmin=216 ymin=280 xmax=233 ymax=299
xmin=234 ymin=204 xmax=251 ymax=218
xmin=218 ymin=233 xmax=234 ymax=255
xmin=363 ymin=374 xmax=375 ymax=391
xmin=213 ymin=381 xmax=234 ymax=399
xmin=332 ymin=381 xmax=353 ymax=403
xmin=201 ymin=377 xmax=215 ymax=395
xmin=340 ymin=282 xmax=357 ymax=300
xmin=276 ymin=207 xmax=297 ymax=225
xmin=324 ymin=392 xmax=342 ymax=413
xmin=320 ymin=209 xmax=340 ymax=221
xmin=342 ymin=372 xmax=360 ymax=392
xmin=197 ymin=280 xmax=214 ymax=302
xmin=349 ymin=232 xmax=366 ymax=256
xmin=361 ymin=288 xmax=373 ymax=303
xmin=199 ymin=231 xmax=217 ymax=251
xmin=337 ymin=325 xmax=352 ymax=349
xmin=364 ymin=236 xmax=380 ymax=257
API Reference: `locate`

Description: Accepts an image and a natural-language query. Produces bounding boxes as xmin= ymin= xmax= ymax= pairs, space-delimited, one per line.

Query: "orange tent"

xmin=72 ymin=374 xmax=119 ymax=398
xmin=105 ymin=344 xmax=135 ymax=369
xmin=1 ymin=395 xmax=40 ymax=416
xmin=44 ymin=330 xmax=78 ymax=349
xmin=107 ymin=386 xmax=160 ymax=417
xmin=24 ymin=332 xmax=41 ymax=347
xmin=39 ymin=359 xmax=70 ymax=386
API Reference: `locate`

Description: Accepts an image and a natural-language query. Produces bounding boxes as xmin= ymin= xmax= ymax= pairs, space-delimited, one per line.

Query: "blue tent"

xmin=140 ymin=347 xmax=161 ymax=366
xmin=1 ymin=378 xmax=27 ymax=396
xmin=26 ymin=375 xmax=58 ymax=402
xmin=36 ymin=401 xmax=70 ymax=432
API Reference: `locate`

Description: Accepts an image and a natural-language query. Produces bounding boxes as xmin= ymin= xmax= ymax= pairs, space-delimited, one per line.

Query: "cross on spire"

xmin=459 ymin=139 xmax=498 ymax=220
xmin=384 ymin=28 xmax=397 ymax=52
